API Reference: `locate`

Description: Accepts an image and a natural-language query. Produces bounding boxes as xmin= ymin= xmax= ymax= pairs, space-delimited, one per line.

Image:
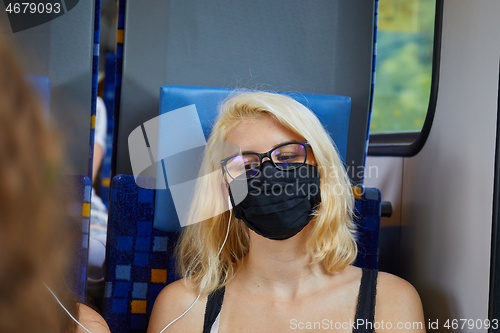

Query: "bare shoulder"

xmin=77 ymin=303 xmax=110 ymax=333
xmin=148 ymin=279 xmax=207 ymax=333
xmin=376 ymin=272 xmax=424 ymax=313
xmin=375 ymin=272 xmax=426 ymax=332
xmin=155 ymin=278 xmax=199 ymax=305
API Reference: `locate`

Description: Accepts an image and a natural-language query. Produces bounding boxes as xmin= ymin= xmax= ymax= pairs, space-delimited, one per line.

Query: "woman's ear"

xmin=220 ymin=177 xmax=231 ymax=210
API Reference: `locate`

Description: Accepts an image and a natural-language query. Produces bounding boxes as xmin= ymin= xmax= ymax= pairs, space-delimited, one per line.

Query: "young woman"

xmin=149 ymin=92 xmax=425 ymax=333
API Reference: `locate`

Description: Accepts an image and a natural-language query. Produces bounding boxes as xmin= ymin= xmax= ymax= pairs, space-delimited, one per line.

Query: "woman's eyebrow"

xmin=240 ymin=149 xmax=257 ymax=154
xmin=240 ymin=140 xmax=300 ymax=154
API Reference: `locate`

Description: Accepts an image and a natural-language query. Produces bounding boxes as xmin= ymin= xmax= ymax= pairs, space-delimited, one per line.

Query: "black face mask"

xmin=228 ymin=161 xmax=321 ymax=240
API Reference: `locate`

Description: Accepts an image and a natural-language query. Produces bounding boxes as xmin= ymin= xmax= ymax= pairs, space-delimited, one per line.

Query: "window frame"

xmin=368 ymin=0 xmax=444 ymax=157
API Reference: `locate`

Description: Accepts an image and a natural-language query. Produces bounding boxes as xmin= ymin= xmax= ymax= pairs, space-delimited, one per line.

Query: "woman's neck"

xmin=236 ymin=226 xmax=325 ymax=301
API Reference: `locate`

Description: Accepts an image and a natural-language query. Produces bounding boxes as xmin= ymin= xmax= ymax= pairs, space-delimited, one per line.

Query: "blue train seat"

xmin=98 ymin=52 xmax=117 ymax=208
xmin=353 ymin=187 xmax=381 ymax=270
xmin=104 ymin=86 xmax=381 ymax=333
xmin=153 ymin=86 xmax=351 ymax=232
xmin=104 ymin=176 xmax=380 ymax=333
xmin=65 ymin=175 xmax=92 ymax=303
xmin=104 ymin=175 xmax=178 ymax=332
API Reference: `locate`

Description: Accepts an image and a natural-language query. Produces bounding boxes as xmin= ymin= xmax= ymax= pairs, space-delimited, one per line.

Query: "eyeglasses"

xmin=221 ymin=141 xmax=310 ymax=180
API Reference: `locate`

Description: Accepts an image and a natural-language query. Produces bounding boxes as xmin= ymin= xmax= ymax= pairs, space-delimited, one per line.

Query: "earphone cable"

xmin=159 ymin=207 xmax=232 ymax=332
xmin=44 ymin=283 xmax=92 ymax=333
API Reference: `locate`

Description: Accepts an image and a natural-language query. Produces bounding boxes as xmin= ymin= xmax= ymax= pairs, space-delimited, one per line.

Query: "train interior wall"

xmin=114 ymin=0 xmax=376 ymax=185
xmin=366 ymin=0 xmax=500 ymax=329
xmin=2 ymin=0 xmax=499 ymax=329
xmin=0 ymin=4 xmax=95 ymax=176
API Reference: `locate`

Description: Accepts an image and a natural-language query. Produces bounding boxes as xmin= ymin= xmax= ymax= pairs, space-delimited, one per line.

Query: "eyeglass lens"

xmin=225 ymin=142 xmax=307 ymax=179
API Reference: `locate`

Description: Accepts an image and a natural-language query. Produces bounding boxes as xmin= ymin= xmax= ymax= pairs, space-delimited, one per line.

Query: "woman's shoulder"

xmin=150 ymin=279 xmax=201 ymax=316
xmin=374 ymin=271 xmax=426 ymax=332
xmin=157 ymin=278 xmax=199 ymax=301
xmin=148 ymin=279 xmax=207 ymax=333
xmin=376 ymin=271 xmax=423 ymax=311
xmin=77 ymin=303 xmax=110 ymax=333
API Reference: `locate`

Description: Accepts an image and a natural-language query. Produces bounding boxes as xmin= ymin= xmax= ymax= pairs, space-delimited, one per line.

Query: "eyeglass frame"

xmin=220 ymin=141 xmax=311 ymax=180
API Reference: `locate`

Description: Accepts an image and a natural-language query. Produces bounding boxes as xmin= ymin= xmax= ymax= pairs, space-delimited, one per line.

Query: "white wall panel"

xmin=365 ymin=156 xmax=403 ymax=227
xmin=401 ymin=0 xmax=500 ymax=329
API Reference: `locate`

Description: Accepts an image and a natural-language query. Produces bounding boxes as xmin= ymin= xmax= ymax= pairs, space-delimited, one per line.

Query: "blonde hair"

xmin=176 ymin=91 xmax=357 ymax=295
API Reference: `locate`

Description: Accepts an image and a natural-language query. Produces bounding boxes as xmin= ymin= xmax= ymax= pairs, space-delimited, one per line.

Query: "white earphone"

xmin=45 ymin=283 xmax=92 ymax=333
xmin=49 ymin=198 xmax=233 ymax=333
xmin=159 ymin=197 xmax=232 ymax=333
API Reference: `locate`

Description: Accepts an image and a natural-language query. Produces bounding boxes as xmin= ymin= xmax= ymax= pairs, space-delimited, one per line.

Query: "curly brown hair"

xmin=0 ymin=33 xmax=79 ymax=332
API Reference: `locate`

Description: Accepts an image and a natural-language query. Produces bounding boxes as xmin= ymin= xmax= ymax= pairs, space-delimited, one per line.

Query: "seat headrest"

xmin=153 ymin=85 xmax=351 ymax=232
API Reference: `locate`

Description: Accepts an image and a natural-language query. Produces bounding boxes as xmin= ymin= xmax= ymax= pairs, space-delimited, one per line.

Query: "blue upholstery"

xmin=65 ymin=175 xmax=91 ymax=303
xmin=98 ymin=52 xmax=118 ymax=208
xmin=103 ymin=86 xmax=380 ymax=332
xmin=104 ymin=175 xmax=179 ymax=333
xmin=104 ymin=175 xmax=380 ymax=333
xmin=154 ymin=86 xmax=351 ymax=232
xmin=353 ymin=188 xmax=381 ymax=270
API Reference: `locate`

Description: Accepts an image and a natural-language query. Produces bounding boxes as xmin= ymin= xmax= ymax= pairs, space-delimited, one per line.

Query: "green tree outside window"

xmin=371 ymin=0 xmax=436 ymax=133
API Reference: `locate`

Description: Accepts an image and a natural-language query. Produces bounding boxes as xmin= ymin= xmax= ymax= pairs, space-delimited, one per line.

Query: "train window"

xmin=369 ymin=0 xmax=443 ymax=156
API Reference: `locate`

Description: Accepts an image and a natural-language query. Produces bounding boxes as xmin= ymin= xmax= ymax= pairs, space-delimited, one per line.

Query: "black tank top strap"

xmin=353 ymin=268 xmax=378 ymax=333
xmin=202 ymin=286 xmax=226 ymax=333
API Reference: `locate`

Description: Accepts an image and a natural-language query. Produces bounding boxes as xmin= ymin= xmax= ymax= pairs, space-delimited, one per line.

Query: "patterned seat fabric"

xmin=353 ymin=187 xmax=381 ymax=270
xmin=104 ymin=175 xmax=178 ymax=332
xmin=103 ymin=175 xmax=380 ymax=333
xmin=104 ymin=86 xmax=379 ymax=332
xmin=65 ymin=175 xmax=91 ymax=303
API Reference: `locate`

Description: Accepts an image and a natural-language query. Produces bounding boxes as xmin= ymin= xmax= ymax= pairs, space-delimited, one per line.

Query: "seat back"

xmin=104 ymin=175 xmax=178 ymax=332
xmin=153 ymin=86 xmax=351 ymax=232
xmin=98 ymin=53 xmax=117 ymax=208
xmin=104 ymin=175 xmax=380 ymax=332
xmin=353 ymin=187 xmax=381 ymax=270
xmin=65 ymin=175 xmax=91 ymax=302
xmin=104 ymin=86 xmax=380 ymax=332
